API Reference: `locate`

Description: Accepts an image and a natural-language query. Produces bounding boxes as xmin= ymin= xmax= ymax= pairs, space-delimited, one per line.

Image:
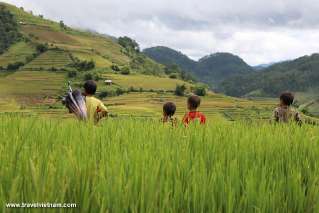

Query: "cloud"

xmin=3 ymin=0 xmax=319 ymax=65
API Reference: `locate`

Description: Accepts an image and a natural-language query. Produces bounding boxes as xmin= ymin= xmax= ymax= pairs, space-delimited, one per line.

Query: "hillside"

xmin=220 ymin=54 xmax=319 ymax=97
xmin=196 ymin=53 xmax=253 ymax=85
xmin=0 ymin=2 xmax=166 ymax=75
xmin=144 ymin=47 xmax=252 ymax=87
xmin=220 ymin=54 xmax=319 ymax=116
xmin=0 ymin=3 xmax=278 ymax=121
xmin=143 ymin=46 xmax=197 ymax=72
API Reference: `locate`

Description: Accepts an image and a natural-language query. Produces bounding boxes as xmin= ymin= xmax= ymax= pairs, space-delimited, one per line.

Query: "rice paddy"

xmin=0 ymin=116 xmax=318 ymax=212
xmin=23 ymin=50 xmax=73 ymax=70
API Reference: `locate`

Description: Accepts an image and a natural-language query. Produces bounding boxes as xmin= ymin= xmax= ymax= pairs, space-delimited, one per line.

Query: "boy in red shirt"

xmin=182 ymin=95 xmax=206 ymax=125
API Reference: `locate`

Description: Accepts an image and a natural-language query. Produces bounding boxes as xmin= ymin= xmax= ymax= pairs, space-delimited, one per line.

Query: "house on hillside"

xmin=104 ymin=80 xmax=112 ymax=85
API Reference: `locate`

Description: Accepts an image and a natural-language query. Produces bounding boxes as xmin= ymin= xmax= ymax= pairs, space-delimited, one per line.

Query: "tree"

xmin=0 ymin=6 xmax=21 ymax=54
xmin=121 ymin=67 xmax=130 ymax=75
xmin=193 ymin=85 xmax=207 ymax=96
xmin=175 ymin=84 xmax=187 ymax=96
xmin=169 ymin=73 xmax=178 ymax=79
xmin=67 ymin=71 xmax=77 ymax=78
xmin=83 ymin=73 xmax=93 ymax=81
xmin=59 ymin=20 xmax=66 ymax=29
xmin=7 ymin=62 xmax=24 ymax=71
xmin=111 ymin=64 xmax=120 ymax=72
xmin=118 ymin=36 xmax=140 ymax=53
xmin=36 ymin=43 xmax=48 ymax=53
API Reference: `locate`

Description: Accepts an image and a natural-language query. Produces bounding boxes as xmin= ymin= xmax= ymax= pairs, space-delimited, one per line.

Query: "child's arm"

xmin=96 ymin=101 xmax=108 ymax=121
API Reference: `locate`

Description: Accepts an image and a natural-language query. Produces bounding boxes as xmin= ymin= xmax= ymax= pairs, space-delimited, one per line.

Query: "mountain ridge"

xmin=143 ymin=46 xmax=253 ymax=87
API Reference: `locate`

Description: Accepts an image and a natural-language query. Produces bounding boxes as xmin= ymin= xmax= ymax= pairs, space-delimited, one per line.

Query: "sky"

xmin=4 ymin=0 xmax=319 ymax=65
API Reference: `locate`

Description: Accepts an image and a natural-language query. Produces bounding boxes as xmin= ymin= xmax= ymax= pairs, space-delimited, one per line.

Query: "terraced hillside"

xmin=106 ymin=93 xmax=275 ymax=121
xmin=0 ymin=2 xmax=280 ymax=122
xmin=0 ymin=41 xmax=35 ymax=67
xmin=23 ymin=49 xmax=72 ymax=70
xmin=0 ymin=2 xmax=129 ymax=68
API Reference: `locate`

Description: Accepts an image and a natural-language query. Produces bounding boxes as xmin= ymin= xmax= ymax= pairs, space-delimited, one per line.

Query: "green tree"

xmin=118 ymin=36 xmax=140 ymax=53
xmin=193 ymin=85 xmax=207 ymax=96
xmin=175 ymin=84 xmax=187 ymax=96
xmin=36 ymin=43 xmax=48 ymax=53
xmin=0 ymin=6 xmax=21 ymax=54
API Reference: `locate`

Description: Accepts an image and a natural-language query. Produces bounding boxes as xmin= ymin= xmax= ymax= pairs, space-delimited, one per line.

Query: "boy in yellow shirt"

xmin=83 ymin=80 xmax=108 ymax=123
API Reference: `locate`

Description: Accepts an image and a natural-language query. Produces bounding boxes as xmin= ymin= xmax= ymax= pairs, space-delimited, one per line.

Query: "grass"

xmin=102 ymin=73 xmax=192 ymax=90
xmin=23 ymin=49 xmax=73 ymax=70
xmin=0 ymin=115 xmax=318 ymax=212
xmin=105 ymin=93 xmax=274 ymax=121
xmin=0 ymin=70 xmax=66 ymax=99
xmin=0 ymin=42 xmax=36 ymax=67
xmin=71 ymin=50 xmax=112 ymax=68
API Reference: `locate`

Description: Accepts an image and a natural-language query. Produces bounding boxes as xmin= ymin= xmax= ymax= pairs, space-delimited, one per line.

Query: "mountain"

xmin=195 ymin=53 xmax=253 ymax=85
xmin=144 ymin=47 xmax=253 ymax=87
xmin=253 ymin=63 xmax=274 ymax=71
xmin=0 ymin=2 xmax=165 ymax=75
xmin=143 ymin=46 xmax=196 ymax=72
xmin=220 ymin=53 xmax=319 ymax=97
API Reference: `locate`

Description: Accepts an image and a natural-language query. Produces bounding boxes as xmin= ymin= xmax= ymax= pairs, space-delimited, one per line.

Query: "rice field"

xmin=23 ymin=50 xmax=73 ymax=70
xmin=0 ymin=115 xmax=318 ymax=212
xmin=106 ymin=93 xmax=274 ymax=121
xmin=102 ymin=73 xmax=192 ymax=90
xmin=0 ymin=42 xmax=36 ymax=67
xmin=0 ymin=70 xmax=66 ymax=99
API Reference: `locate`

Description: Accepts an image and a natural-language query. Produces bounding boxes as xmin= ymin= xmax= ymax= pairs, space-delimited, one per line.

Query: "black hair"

xmin=280 ymin=92 xmax=294 ymax=106
xmin=188 ymin=95 xmax=201 ymax=109
xmin=83 ymin=80 xmax=97 ymax=95
xmin=163 ymin=102 xmax=176 ymax=117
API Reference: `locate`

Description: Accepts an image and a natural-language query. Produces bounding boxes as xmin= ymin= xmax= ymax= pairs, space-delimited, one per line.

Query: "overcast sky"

xmin=4 ymin=0 xmax=319 ymax=65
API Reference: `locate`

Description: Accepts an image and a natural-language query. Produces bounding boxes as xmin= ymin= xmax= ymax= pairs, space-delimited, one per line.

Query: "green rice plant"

xmin=0 ymin=115 xmax=318 ymax=212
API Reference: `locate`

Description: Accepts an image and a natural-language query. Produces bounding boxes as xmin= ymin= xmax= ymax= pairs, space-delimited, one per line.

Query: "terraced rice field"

xmin=72 ymin=50 xmax=112 ymax=68
xmin=0 ymin=42 xmax=36 ymax=67
xmin=0 ymin=70 xmax=66 ymax=98
xmin=23 ymin=49 xmax=73 ymax=70
xmin=102 ymin=73 xmax=192 ymax=91
xmin=105 ymin=93 xmax=275 ymax=121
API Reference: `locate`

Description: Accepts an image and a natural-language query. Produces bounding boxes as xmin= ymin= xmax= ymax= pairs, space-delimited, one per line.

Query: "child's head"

xmin=187 ymin=95 xmax=201 ymax=111
xmin=280 ymin=92 xmax=294 ymax=106
xmin=83 ymin=80 xmax=97 ymax=96
xmin=163 ymin=102 xmax=176 ymax=117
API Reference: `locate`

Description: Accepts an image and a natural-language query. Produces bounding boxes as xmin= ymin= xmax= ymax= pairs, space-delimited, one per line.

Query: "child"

xmin=273 ymin=92 xmax=302 ymax=125
xmin=83 ymin=80 xmax=108 ymax=123
xmin=162 ymin=102 xmax=178 ymax=127
xmin=183 ymin=95 xmax=206 ymax=125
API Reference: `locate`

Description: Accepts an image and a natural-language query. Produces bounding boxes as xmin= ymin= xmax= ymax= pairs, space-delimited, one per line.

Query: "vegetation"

xmin=120 ymin=66 xmax=130 ymax=75
xmin=70 ymin=58 xmax=95 ymax=71
xmin=175 ymin=84 xmax=187 ymax=96
xmin=0 ymin=116 xmax=318 ymax=212
xmin=0 ymin=5 xmax=21 ymax=54
xmin=6 ymin=61 xmax=24 ymax=70
xmin=23 ymin=49 xmax=73 ymax=71
xmin=118 ymin=36 xmax=140 ymax=54
xmin=193 ymin=84 xmax=207 ymax=96
xmin=144 ymin=47 xmax=252 ymax=87
xmin=36 ymin=43 xmax=49 ymax=53
xmin=220 ymin=54 xmax=319 ymax=97
xmin=144 ymin=46 xmax=197 ymax=73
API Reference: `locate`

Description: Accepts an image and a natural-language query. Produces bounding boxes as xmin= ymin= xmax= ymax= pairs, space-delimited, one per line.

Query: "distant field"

xmin=0 ymin=42 xmax=36 ymax=67
xmin=102 ymin=73 xmax=192 ymax=90
xmin=0 ymin=70 xmax=66 ymax=98
xmin=105 ymin=93 xmax=275 ymax=121
xmin=23 ymin=49 xmax=73 ymax=70
xmin=72 ymin=51 xmax=112 ymax=68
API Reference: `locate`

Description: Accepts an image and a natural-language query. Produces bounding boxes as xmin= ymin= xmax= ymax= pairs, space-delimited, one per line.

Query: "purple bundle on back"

xmin=62 ymin=82 xmax=87 ymax=121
